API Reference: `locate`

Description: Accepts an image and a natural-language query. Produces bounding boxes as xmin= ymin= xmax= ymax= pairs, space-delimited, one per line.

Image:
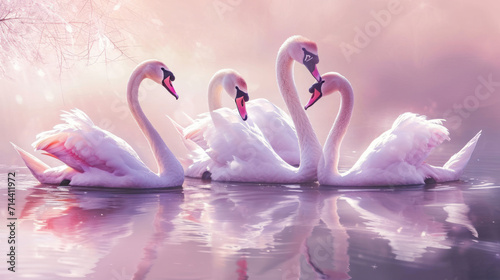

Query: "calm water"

xmin=0 ymin=153 xmax=499 ymax=280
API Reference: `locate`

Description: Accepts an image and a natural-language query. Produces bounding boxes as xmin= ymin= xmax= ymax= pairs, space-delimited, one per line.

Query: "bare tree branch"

xmin=0 ymin=0 xmax=136 ymax=78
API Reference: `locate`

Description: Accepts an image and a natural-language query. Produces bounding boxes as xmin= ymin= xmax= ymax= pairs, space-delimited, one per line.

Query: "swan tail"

xmin=181 ymin=112 xmax=195 ymax=125
xmin=11 ymin=142 xmax=50 ymax=182
xmin=166 ymin=115 xmax=186 ymax=135
xmin=167 ymin=116 xmax=204 ymax=151
xmin=443 ymin=130 xmax=482 ymax=173
xmin=166 ymin=115 xmax=215 ymax=178
xmin=167 ymin=116 xmax=208 ymax=169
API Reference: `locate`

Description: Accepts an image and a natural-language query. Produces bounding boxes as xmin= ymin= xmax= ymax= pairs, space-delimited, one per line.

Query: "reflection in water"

xmin=301 ymin=193 xmax=350 ymax=280
xmin=189 ymin=181 xmax=324 ymax=279
xmin=1 ymin=170 xmax=500 ymax=279
xmin=341 ymin=189 xmax=450 ymax=263
xmin=445 ymin=190 xmax=500 ymax=280
xmin=21 ymin=189 xmax=136 ymax=277
xmin=339 ymin=185 xmax=500 ymax=280
xmin=132 ymin=190 xmax=184 ymax=280
xmin=17 ymin=184 xmax=184 ymax=279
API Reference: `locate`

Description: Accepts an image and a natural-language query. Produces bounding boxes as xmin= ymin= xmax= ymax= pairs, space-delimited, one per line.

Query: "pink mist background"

xmin=2 ymin=0 xmax=499 ymax=170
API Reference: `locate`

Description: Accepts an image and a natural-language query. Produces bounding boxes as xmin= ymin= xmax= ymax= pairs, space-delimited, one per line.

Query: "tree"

xmin=0 ymin=0 xmax=133 ymax=78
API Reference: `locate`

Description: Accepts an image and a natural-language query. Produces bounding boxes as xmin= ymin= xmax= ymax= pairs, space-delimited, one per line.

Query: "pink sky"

xmin=2 ymin=0 xmax=499 ymax=169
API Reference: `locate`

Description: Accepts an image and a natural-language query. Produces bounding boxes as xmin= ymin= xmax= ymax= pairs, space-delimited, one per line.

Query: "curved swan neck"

xmin=207 ymin=72 xmax=225 ymax=112
xmin=276 ymin=42 xmax=322 ymax=179
xmin=319 ymin=76 xmax=354 ymax=178
xmin=127 ymin=66 xmax=183 ymax=178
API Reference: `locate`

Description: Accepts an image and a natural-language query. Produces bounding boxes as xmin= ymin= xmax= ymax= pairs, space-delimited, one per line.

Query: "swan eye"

xmin=161 ymin=68 xmax=175 ymax=81
xmin=235 ymin=86 xmax=249 ymax=102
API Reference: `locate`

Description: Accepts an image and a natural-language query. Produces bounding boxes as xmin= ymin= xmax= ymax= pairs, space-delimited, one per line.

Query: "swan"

xmin=170 ymin=69 xmax=250 ymax=158
xmin=172 ymin=69 xmax=301 ymax=169
xmin=12 ymin=60 xmax=184 ymax=188
xmin=244 ymin=98 xmax=300 ymax=165
xmin=305 ymin=72 xmax=482 ymax=186
xmin=241 ymin=40 xmax=322 ymax=166
xmin=208 ymin=69 xmax=303 ymax=166
xmin=175 ymin=35 xmax=323 ymax=183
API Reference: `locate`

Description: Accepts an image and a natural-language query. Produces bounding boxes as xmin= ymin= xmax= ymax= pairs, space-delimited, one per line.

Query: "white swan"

xmin=208 ymin=69 xmax=303 ymax=166
xmin=243 ymin=39 xmax=323 ymax=166
xmin=12 ymin=60 xmax=184 ymax=188
xmin=172 ymin=69 xmax=300 ymax=169
xmin=170 ymin=69 xmax=249 ymax=161
xmin=176 ymin=36 xmax=323 ymax=183
xmin=305 ymin=72 xmax=481 ymax=186
xmin=244 ymin=98 xmax=300 ymax=165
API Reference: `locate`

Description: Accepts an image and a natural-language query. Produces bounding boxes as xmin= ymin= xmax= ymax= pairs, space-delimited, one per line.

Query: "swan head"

xmin=142 ymin=60 xmax=178 ymax=100
xmin=285 ymin=36 xmax=322 ymax=82
xmin=304 ymin=72 xmax=351 ymax=110
xmin=305 ymin=79 xmax=325 ymax=110
xmin=222 ymin=70 xmax=250 ymax=121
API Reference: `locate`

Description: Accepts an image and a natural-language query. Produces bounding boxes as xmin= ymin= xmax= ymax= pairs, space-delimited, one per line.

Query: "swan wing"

xmin=33 ymin=109 xmax=150 ymax=176
xmin=246 ymin=98 xmax=300 ymax=165
xmin=182 ymin=99 xmax=300 ymax=166
xmin=352 ymin=113 xmax=450 ymax=171
xmin=185 ymin=108 xmax=293 ymax=181
xmin=180 ymin=111 xmax=213 ymax=150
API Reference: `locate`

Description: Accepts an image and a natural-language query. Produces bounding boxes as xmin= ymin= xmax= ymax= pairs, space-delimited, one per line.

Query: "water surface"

xmin=0 ymin=154 xmax=499 ymax=280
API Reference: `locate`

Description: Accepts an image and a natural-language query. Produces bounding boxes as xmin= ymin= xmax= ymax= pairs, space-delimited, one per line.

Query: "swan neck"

xmin=207 ymin=72 xmax=225 ymax=112
xmin=320 ymin=78 xmax=354 ymax=178
xmin=276 ymin=44 xmax=322 ymax=180
xmin=127 ymin=68 xmax=182 ymax=178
